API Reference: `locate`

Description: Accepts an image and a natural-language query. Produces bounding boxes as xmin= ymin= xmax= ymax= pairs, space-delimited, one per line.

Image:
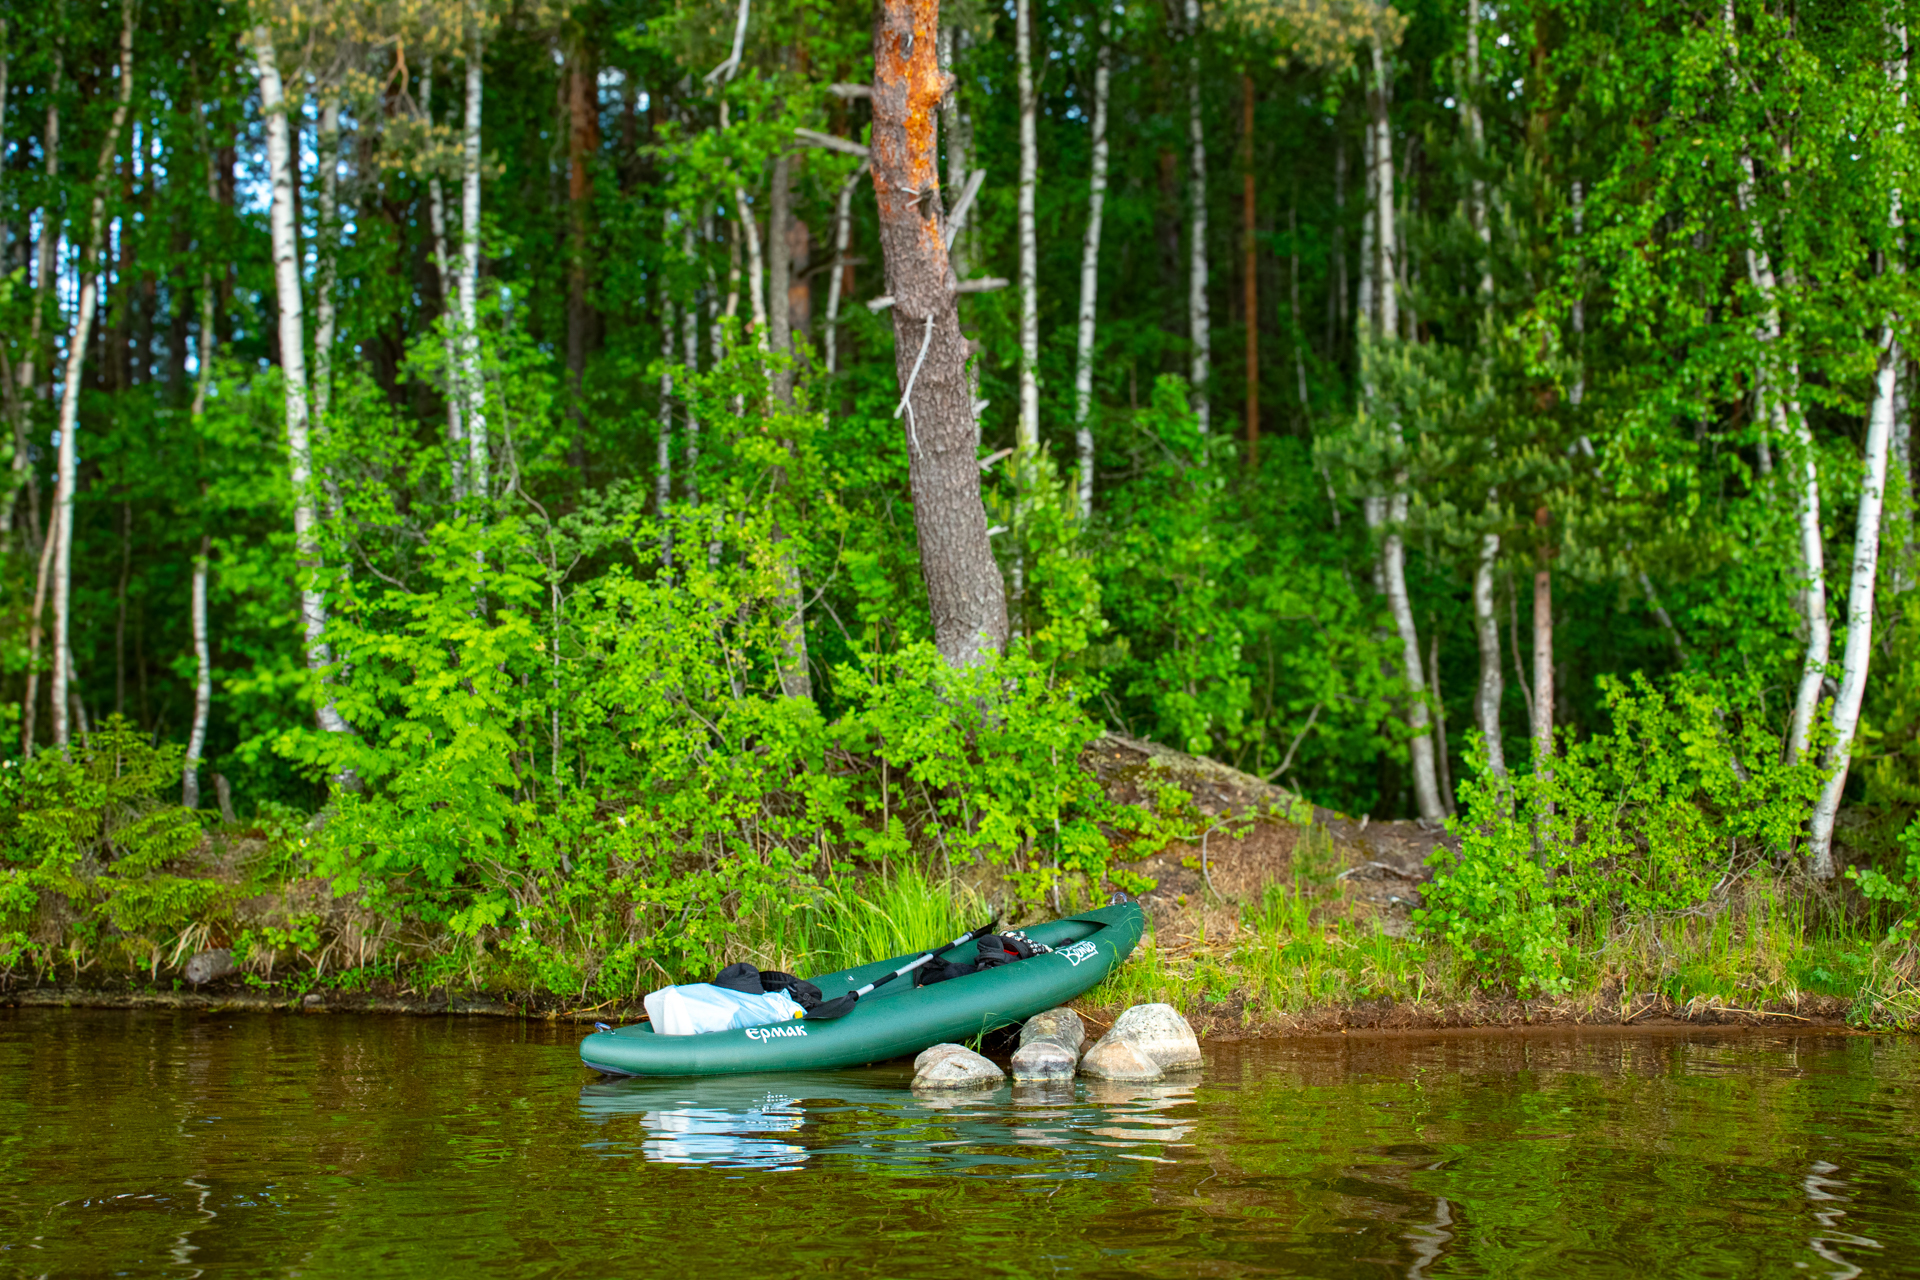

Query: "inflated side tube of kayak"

xmin=579 ymin=900 xmax=1146 ymax=1077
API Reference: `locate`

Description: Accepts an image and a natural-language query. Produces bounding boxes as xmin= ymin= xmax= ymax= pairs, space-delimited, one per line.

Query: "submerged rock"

xmin=1107 ymin=1003 xmax=1202 ymax=1071
xmin=912 ymin=1044 xmax=1003 ymax=1089
xmin=1011 ymin=1039 xmax=1077 ymax=1081
xmin=183 ymin=950 xmax=237 ymax=986
xmin=1077 ymin=1035 xmax=1164 ymax=1082
xmin=1018 ymin=1007 xmax=1087 ymax=1055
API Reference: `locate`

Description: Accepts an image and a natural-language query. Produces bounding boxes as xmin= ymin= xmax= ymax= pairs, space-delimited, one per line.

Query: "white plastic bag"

xmin=644 ymin=984 xmax=806 ymax=1036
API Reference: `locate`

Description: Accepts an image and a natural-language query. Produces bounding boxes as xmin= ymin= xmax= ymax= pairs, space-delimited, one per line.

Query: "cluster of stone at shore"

xmin=910 ymin=1004 xmax=1201 ymax=1089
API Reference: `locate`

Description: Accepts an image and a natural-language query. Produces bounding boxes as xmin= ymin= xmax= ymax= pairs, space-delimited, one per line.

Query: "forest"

xmin=3 ymin=0 xmax=1920 ymax=1012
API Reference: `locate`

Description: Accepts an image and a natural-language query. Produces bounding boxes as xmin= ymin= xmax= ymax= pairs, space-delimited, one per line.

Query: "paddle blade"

xmin=803 ymin=993 xmax=860 ymax=1021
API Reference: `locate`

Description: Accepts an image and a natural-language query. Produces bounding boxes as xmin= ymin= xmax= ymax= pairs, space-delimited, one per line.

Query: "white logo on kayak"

xmin=745 ymin=1025 xmax=809 ymax=1042
xmin=1058 ymin=941 xmax=1100 ymax=967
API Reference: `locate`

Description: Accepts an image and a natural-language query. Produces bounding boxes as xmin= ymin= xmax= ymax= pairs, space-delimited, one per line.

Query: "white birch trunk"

xmin=658 ymin=292 xmax=674 ymax=566
xmin=51 ymin=3 xmax=134 ymax=748
xmin=1016 ymin=0 xmax=1040 ymax=453
xmin=183 ymin=535 xmax=211 ymax=808
xmin=683 ymin=225 xmax=703 ymax=508
xmin=1183 ymin=0 xmax=1210 ymax=431
xmin=1473 ymin=525 xmax=1506 ymax=779
xmin=422 ymin=66 xmax=467 ymax=498
xmin=1370 ymin=41 xmax=1397 ymax=343
xmin=255 ymin=24 xmax=352 ymax=741
xmin=1384 ymin=494 xmax=1444 ymax=821
xmin=1808 ymin=22 xmax=1908 ymax=877
xmin=1724 ymin=4 xmax=1827 ymax=755
xmin=825 ymin=161 xmax=868 ymax=374
xmin=313 ymin=98 xmax=340 ymax=439
xmin=1357 ymin=119 xmax=1375 ymax=331
xmin=459 ymin=24 xmax=489 ymax=501
xmin=1072 ymin=22 xmax=1112 ymax=521
xmin=1464 ymin=0 xmax=1491 ymax=300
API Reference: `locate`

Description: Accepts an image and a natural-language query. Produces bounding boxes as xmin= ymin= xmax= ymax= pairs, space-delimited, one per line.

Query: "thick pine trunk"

xmin=1183 ymin=0 xmax=1210 ymax=430
xmin=1015 ymin=0 xmax=1039 ymax=454
xmin=1531 ymin=507 xmax=1555 ymax=768
xmin=870 ymin=0 xmax=1010 ymax=668
xmin=255 ymin=24 xmax=352 ymax=743
xmin=565 ymin=35 xmax=598 ymax=465
xmin=1072 ymin=22 xmax=1112 ymax=520
xmin=52 ymin=2 xmax=135 ymax=748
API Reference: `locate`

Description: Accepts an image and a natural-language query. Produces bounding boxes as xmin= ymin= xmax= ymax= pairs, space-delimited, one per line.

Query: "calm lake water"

xmin=2 ymin=1009 xmax=1917 ymax=1277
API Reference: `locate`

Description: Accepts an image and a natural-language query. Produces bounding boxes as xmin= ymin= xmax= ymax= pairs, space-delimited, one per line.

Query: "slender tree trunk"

xmin=459 ymin=19 xmax=489 ymax=501
xmin=766 ymin=151 xmax=813 ymax=700
xmin=1358 ymin=120 xmax=1374 ymax=331
xmin=1243 ymin=73 xmax=1258 ymax=468
xmin=565 ymin=34 xmax=598 ymax=469
xmin=1015 ymin=0 xmax=1040 ymax=453
xmin=1464 ymin=0 xmax=1491 ymax=300
xmin=255 ymin=24 xmax=353 ymax=745
xmin=51 ymin=2 xmax=135 ymax=749
xmin=1531 ymin=506 xmax=1555 ymax=767
xmin=657 ymin=291 xmax=674 ymax=566
xmin=1430 ymin=629 xmax=1453 ymax=812
xmin=1289 ymin=200 xmax=1309 ymax=417
xmin=1359 ymin=41 xmax=1440 ymax=824
xmin=826 ymin=161 xmax=868 ymax=374
xmin=1809 ymin=22 xmax=1908 ymax=878
xmin=114 ymin=499 xmax=131 ymax=715
xmin=683 ymin=225 xmax=704 ymax=511
xmin=422 ymin=66 xmax=467 ymax=498
xmin=21 ymin=512 xmax=56 ymax=755
xmin=870 ymin=0 xmax=1010 ymax=667
xmin=22 ymin=58 xmax=58 ymax=404
xmin=184 ymin=534 xmax=211 ymax=808
xmin=940 ymin=27 xmax=974 ymax=277
xmin=1723 ymin=4 xmax=1826 ymax=757
xmin=1072 ymin=22 xmax=1112 ymax=521
xmin=1183 ymin=0 xmax=1210 ymax=430
xmin=1331 ymin=132 xmax=1347 ymax=350
xmin=1474 ymin=524 xmax=1506 ymax=779
xmin=313 ymin=98 xmax=339 ymax=442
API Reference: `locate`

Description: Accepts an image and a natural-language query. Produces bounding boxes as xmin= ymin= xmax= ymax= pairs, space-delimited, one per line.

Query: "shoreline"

xmin=2 ymin=983 xmax=1865 ymax=1035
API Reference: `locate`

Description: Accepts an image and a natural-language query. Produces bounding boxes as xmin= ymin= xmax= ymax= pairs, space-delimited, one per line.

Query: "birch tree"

xmin=457 ymin=8 xmax=490 ymax=502
xmin=1808 ymin=19 xmax=1909 ymax=878
xmin=421 ymin=65 xmax=467 ymax=497
xmin=1183 ymin=0 xmax=1211 ymax=431
xmin=50 ymin=1 xmax=136 ymax=749
xmin=1015 ymin=0 xmax=1040 ymax=454
xmin=1072 ymin=21 xmax=1112 ymax=520
xmin=254 ymin=23 xmax=353 ymax=744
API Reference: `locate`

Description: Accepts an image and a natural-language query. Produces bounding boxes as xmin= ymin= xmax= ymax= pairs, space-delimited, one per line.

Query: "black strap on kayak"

xmin=803 ymin=917 xmax=999 ymax=1021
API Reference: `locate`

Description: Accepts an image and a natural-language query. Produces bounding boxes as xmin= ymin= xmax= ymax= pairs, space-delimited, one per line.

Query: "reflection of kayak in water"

xmin=577 ymin=1066 xmax=1196 ymax=1174
xmin=579 ymin=901 xmax=1144 ymax=1078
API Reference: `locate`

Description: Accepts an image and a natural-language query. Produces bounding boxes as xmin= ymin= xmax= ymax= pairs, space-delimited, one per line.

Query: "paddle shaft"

xmin=850 ymin=919 xmax=997 ymax=997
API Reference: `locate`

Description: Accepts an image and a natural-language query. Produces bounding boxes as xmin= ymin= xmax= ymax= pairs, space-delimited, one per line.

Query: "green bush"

xmin=1417 ymin=673 xmax=1826 ymax=995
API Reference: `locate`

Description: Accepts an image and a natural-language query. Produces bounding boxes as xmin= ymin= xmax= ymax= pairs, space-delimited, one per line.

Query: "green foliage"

xmin=0 ymin=719 xmax=218 ymax=971
xmin=1418 ymin=674 xmax=1827 ymax=995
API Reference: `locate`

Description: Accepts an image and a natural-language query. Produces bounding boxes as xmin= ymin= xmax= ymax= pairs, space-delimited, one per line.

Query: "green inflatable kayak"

xmin=578 ymin=899 xmax=1145 ymax=1077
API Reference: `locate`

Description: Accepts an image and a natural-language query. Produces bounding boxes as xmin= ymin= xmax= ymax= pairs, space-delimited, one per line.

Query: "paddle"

xmin=802 ymin=917 xmax=1000 ymax=1020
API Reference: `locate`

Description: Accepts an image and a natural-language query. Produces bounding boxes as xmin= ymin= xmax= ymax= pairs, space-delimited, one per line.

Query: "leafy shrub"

xmin=1417 ymin=673 xmax=1825 ymax=995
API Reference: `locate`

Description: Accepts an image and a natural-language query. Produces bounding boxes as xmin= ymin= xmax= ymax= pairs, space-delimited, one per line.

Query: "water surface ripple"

xmin=3 ymin=1009 xmax=1917 ymax=1277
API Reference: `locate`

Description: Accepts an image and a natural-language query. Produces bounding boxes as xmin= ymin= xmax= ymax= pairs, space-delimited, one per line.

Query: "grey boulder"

xmin=1018 ymin=1007 xmax=1087 ymax=1055
xmin=1010 ymin=1039 xmax=1078 ymax=1081
xmin=1108 ymin=1003 xmax=1202 ymax=1070
xmin=911 ymin=1044 xmax=1004 ymax=1090
xmin=1077 ymin=1035 xmax=1164 ymax=1082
